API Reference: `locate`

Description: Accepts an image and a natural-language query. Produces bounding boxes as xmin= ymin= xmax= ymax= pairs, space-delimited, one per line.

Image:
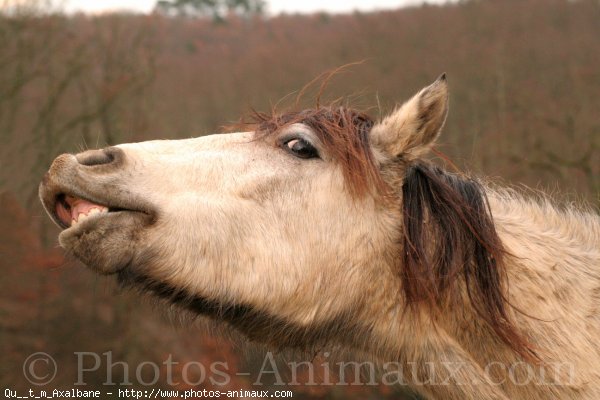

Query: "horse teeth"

xmin=69 ymin=207 xmax=109 ymax=228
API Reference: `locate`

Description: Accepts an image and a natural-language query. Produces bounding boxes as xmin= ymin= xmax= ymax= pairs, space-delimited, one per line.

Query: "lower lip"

xmin=56 ymin=207 xmax=111 ymax=231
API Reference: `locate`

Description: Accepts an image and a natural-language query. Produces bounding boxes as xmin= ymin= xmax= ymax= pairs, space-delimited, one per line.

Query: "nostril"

xmin=76 ymin=147 xmax=122 ymax=166
xmin=77 ymin=149 xmax=113 ymax=166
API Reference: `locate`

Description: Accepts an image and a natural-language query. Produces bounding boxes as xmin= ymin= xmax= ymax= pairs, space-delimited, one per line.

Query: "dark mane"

xmin=401 ymin=162 xmax=537 ymax=361
xmin=249 ymin=106 xmax=535 ymax=361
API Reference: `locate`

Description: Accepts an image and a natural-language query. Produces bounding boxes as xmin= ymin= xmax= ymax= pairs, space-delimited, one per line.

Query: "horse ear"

xmin=371 ymin=74 xmax=449 ymax=160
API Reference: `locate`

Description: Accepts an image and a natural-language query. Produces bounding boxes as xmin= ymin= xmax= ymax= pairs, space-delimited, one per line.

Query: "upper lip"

xmin=39 ymin=151 xmax=156 ymax=230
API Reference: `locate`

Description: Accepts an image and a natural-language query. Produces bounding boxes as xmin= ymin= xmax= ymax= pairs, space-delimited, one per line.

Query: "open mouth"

xmin=39 ymin=151 xmax=157 ymax=274
xmin=53 ymin=193 xmax=131 ymax=230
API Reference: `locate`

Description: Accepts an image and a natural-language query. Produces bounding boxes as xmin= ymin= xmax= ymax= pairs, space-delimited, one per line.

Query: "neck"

xmin=359 ymin=188 xmax=600 ymax=399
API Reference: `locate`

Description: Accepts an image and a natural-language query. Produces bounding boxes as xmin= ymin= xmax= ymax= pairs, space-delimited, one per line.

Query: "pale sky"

xmin=65 ymin=0 xmax=451 ymax=15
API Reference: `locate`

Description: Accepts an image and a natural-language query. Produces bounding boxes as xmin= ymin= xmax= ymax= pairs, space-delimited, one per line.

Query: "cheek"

xmin=235 ymin=174 xmax=289 ymax=204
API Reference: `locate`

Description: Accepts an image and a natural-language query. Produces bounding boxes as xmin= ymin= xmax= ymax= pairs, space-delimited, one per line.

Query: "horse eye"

xmin=284 ymin=138 xmax=319 ymax=159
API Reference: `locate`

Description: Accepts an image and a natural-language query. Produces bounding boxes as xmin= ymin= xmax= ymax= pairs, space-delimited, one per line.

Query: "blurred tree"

xmin=154 ymin=0 xmax=265 ymax=20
